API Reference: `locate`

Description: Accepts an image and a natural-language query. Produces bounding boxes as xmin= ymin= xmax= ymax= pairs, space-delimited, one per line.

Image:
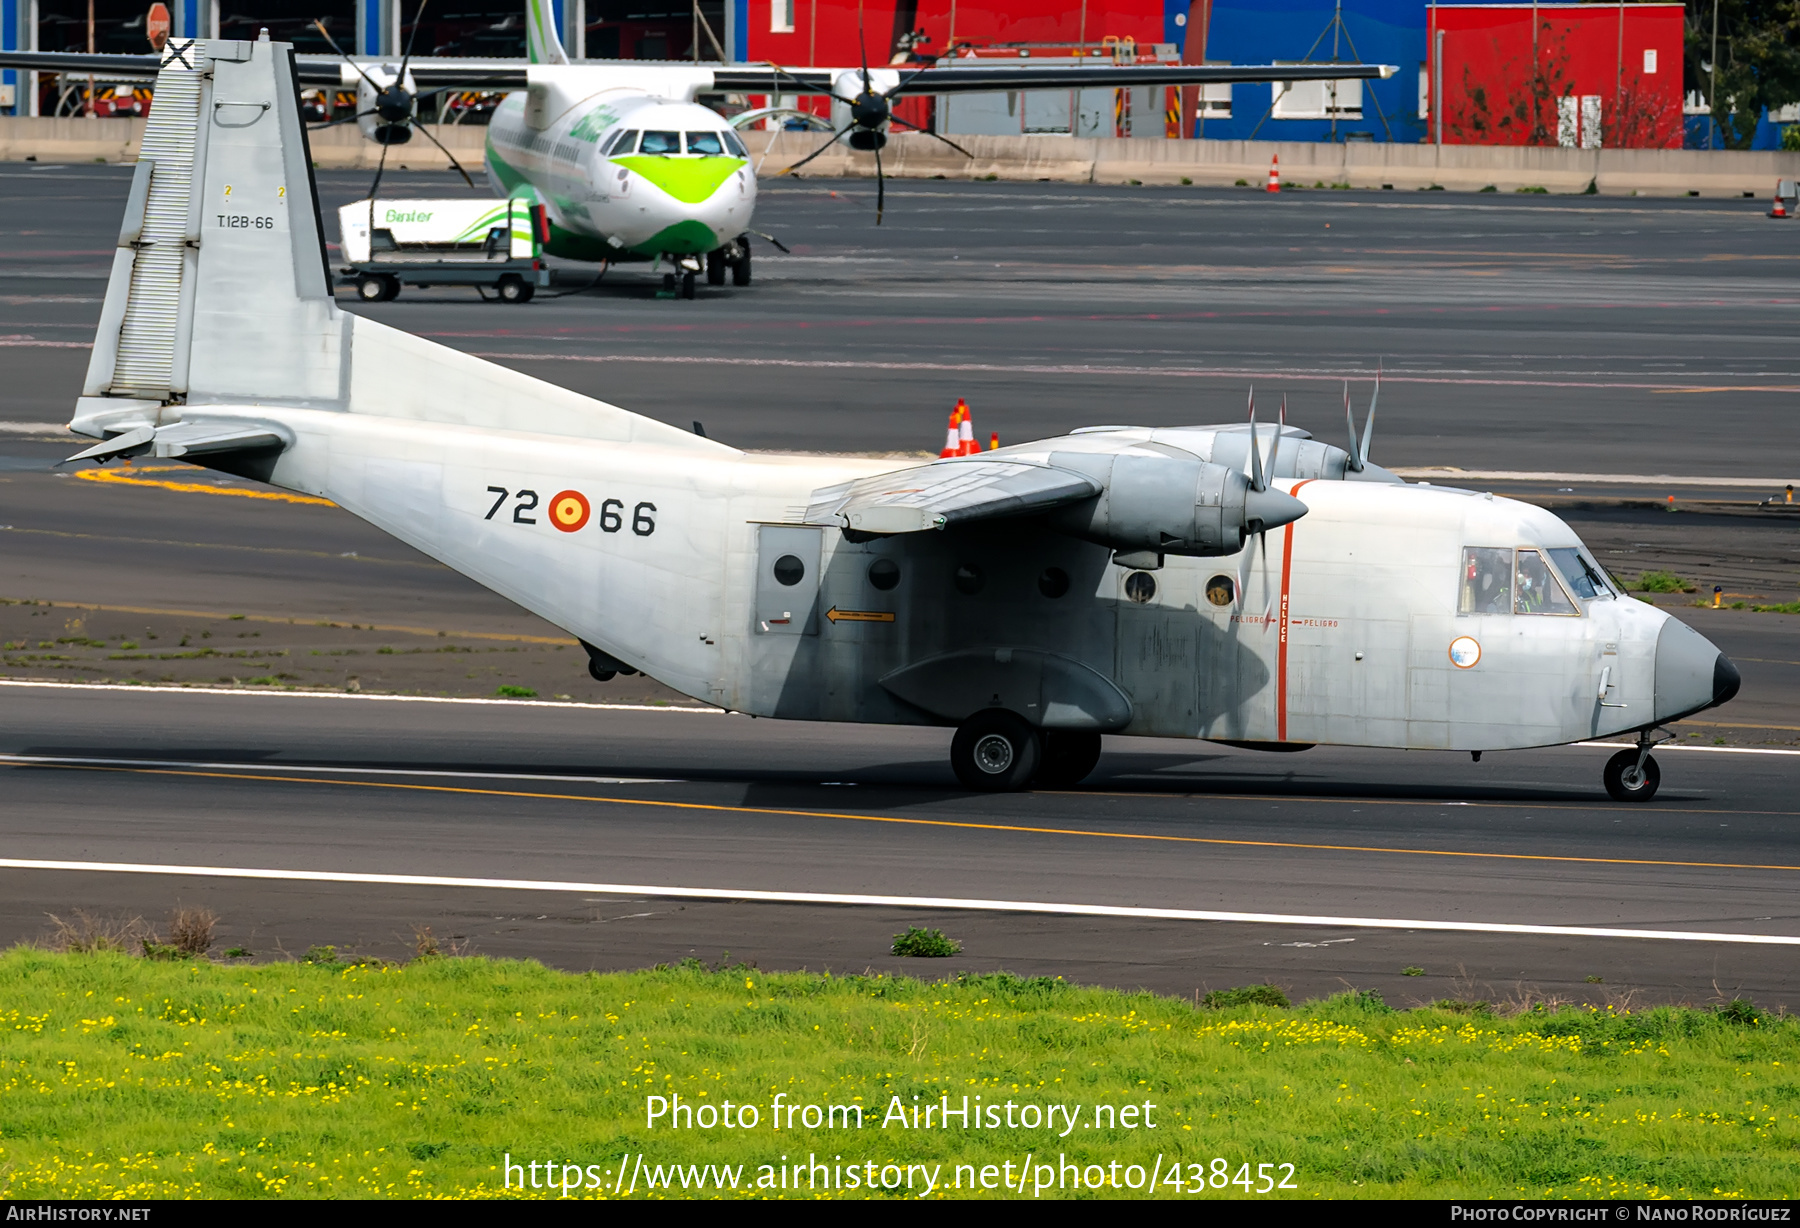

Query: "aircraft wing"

xmin=0 ymin=49 xmax=1391 ymax=94
xmin=804 ymin=459 xmax=1100 ymax=536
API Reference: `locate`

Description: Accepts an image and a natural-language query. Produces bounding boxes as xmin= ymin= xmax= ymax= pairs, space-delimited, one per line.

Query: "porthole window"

xmin=772 ymin=554 xmax=805 ymax=586
xmin=868 ymin=558 xmax=900 ymax=591
xmin=1205 ymin=574 xmax=1235 ymax=607
xmin=1037 ymin=567 xmax=1070 ymax=599
xmin=1124 ymin=571 xmax=1157 ymax=604
xmin=953 ymin=563 xmax=985 ymax=595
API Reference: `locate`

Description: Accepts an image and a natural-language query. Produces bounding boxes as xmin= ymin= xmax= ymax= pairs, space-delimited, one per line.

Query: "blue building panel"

xmin=1200 ymin=0 xmax=1426 ymax=143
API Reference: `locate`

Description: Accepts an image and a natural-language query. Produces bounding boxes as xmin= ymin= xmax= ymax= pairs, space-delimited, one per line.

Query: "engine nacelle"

xmin=1043 ymin=451 xmax=1308 ymax=559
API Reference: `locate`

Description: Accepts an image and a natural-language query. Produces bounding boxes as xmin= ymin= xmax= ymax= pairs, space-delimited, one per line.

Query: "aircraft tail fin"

xmin=525 ymin=0 xmax=570 ymax=65
xmin=74 ymin=34 xmax=720 ymax=457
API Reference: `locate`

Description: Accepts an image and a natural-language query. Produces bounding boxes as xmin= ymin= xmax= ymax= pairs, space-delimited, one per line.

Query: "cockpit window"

xmin=685 ymin=131 xmax=726 ymax=155
xmin=1459 ymin=547 xmax=1512 ymax=614
xmin=721 ymin=129 xmax=748 ymax=156
xmin=601 ymin=128 xmax=635 ymax=155
xmin=1514 ymin=550 xmax=1578 ymax=615
xmin=639 ymin=130 xmax=681 ymax=154
xmin=1548 ymin=546 xmax=1612 ymax=600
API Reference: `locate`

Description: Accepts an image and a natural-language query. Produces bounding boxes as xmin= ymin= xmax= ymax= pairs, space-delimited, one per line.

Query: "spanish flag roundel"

xmin=549 ymin=490 xmax=590 ymax=533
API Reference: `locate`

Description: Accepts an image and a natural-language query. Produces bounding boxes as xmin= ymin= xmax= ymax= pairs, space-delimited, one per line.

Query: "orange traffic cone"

xmin=1773 ymin=189 xmax=1790 ymax=219
xmin=989 ymin=431 xmax=999 ymax=451
xmin=1267 ymin=154 xmax=1281 ymax=193
xmin=957 ymin=402 xmax=976 ymax=455
xmin=940 ymin=407 xmax=959 ymax=458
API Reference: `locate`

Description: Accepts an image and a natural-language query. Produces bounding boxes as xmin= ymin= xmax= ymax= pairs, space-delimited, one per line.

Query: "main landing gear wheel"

xmin=680 ymin=271 xmax=697 ymax=299
xmin=951 ymin=710 xmax=1040 ymax=792
xmin=1036 ymin=730 xmax=1102 ymax=788
xmin=1604 ymin=748 xmax=1661 ymax=803
xmin=705 ymin=250 xmax=727 ymax=285
xmin=496 ymin=274 xmax=534 ymax=303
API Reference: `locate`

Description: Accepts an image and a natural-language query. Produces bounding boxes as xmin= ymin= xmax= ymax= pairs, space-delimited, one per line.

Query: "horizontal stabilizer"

xmin=805 ymin=459 xmax=1101 ymax=535
xmin=61 ymin=416 xmax=293 ymax=465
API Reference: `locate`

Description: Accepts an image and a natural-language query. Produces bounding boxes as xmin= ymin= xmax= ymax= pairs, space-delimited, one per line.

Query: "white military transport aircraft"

xmin=63 ymin=36 xmax=1738 ymax=801
xmin=1 ymin=7 xmax=1393 ymax=297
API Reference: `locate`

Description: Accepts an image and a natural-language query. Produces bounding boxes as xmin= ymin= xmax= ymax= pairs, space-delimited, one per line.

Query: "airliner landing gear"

xmin=728 ymin=235 xmax=751 ymax=286
xmin=706 ymin=249 xmax=727 ymax=285
xmin=1604 ymin=728 xmax=1672 ymax=803
xmin=951 ymin=710 xmax=1040 ymax=791
xmin=680 ymin=271 xmax=697 ymax=299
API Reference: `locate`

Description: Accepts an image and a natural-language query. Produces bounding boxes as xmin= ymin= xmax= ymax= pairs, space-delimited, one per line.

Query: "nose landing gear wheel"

xmin=951 ymin=711 xmax=1040 ymax=792
xmin=680 ymin=271 xmax=697 ymax=299
xmin=732 ymin=242 xmax=752 ymax=286
xmin=1036 ymin=730 xmax=1103 ymax=788
xmin=706 ymin=250 xmax=727 ymax=285
xmin=1603 ymin=748 xmax=1661 ymax=802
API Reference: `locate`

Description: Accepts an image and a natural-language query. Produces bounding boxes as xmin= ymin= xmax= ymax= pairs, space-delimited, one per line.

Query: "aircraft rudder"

xmin=525 ymin=0 xmax=570 ymax=66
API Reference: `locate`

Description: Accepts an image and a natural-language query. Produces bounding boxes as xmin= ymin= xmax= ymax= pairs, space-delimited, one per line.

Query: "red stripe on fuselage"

xmin=1277 ymin=479 xmax=1315 ymax=743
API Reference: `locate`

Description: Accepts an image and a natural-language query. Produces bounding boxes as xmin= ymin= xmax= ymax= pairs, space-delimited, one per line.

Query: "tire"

xmin=587 ymin=660 xmax=616 ymax=682
xmin=1603 ymin=748 xmax=1661 ymax=803
xmin=706 ymin=250 xmax=727 ymax=285
xmin=356 ymin=274 xmax=388 ymax=302
xmin=661 ymin=272 xmax=676 ymax=294
xmin=497 ymin=274 xmax=530 ymax=303
xmin=732 ymin=243 xmax=752 ymax=286
xmin=680 ymin=271 xmax=696 ymax=299
xmin=1036 ymin=730 xmax=1102 ymax=788
xmin=381 ymin=276 xmax=401 ymax=301
xmin=950 ymin=710 xmax=1041 ymax=792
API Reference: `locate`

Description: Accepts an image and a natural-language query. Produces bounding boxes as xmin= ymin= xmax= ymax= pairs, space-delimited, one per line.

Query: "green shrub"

xmin=890 ymin=927 xmax=962 ymax=957
xmin=302 ymin=944 xmax=338 ymax=965
xmin=1402 ymin=966 xmax=1425 ymax=976
xmin=1634 ymin=570 xmax=1693 ymax=593
xmin=1202 ymin=984 xmax=1290 ymax=1009
xmin=1516 ymin=185 xmax=1548 ymax=194
xmin=494 ymin=685 xmax=538 ymax=698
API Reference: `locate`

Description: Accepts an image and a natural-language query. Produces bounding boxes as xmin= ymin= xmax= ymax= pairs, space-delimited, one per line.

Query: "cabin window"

xmin=1548 ymin=546 xmax=1611 ymax=600
xmin=868 ymin=558 xmax=900 ymax=591
xmin=686 ymin=131 xmax=727 ymax=155
xmin=1205 ymin=575 xmax=1235 ymax=607
xmin=1514 ymin=550 xmax=1578 ymax=615
xmin=1124 ymin=571 xmax=1157 ymax=604
xmin=1037 ymin=567 xmax=1070 ymax=598
xmin=1458 ymin=547 xmax=1512 ymax=614
xmin=600 ymin=129 xmax=634 ymax=155
xmin=721 ymin=129 xmax=749 ymax=157
xmin=639 ymin=130 xmax=681 ymax=154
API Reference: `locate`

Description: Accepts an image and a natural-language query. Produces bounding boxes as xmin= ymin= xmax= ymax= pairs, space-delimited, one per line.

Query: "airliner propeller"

xmin=309 ymin=1 xmax=475 ymax=201
xmin=767 ymin=32 xmax=972 ymax=224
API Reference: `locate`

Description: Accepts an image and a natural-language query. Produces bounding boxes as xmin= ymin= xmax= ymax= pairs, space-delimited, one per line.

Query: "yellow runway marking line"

xmin=0 ymin=598 xmax=578 ymax=645
xmin=75 ymin=465 xmax=337 ymax=506
xmin=1652 ymin=386 xmax=1800 ymax=395
xmin=27 ymin=760 xmax=1800 ymax=875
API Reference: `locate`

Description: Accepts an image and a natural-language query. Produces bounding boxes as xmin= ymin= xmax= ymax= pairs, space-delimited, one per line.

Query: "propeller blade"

xmin=873 ymin=141 xmax=885 ymax=225
xmin=1247 ymin=397 xmax=1266 ymax=494
xmin=412 ymin=120 xmax=475 ymax=189
xmin=398 ymin=0 xmax=429 ymax=78
xmin=746 ymin=228 xmax=790 ymax=254
xmin=764 ymin=63 xmax=858 ymax=109
xmin=777 ymin=123 xmax=856 ymax=177
xmin=366 ymin=134 xmax=393 ymax=240
xmin=308 ymin=108 xmax=377 ymax=130
xmin=1360 ymin=363 xmax=1381 ymax=467
xmin=1342 ymin=380 xmax=1363 ymax=472
xmin=887 ymin=114 xmax=973 ymax=157
xmin=858 ymin=26 xmax=871 ymax=93
xmin=1268 ymin=394 xmax=1285 ymax=483
xmin=313 ymin=18 xmax=381 ymax=93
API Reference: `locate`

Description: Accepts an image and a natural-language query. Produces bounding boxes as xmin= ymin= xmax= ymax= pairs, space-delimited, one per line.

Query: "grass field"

xmin=1 ymin=948 xmax=1794 ymax=1200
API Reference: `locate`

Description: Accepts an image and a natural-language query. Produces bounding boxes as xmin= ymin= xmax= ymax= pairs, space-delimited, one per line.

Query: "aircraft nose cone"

xmin=1243 ymin=486 xmax=1308 ymax=534
xmin=1654 ymin=617 xmax=1736 ymax=722
xmin=1713 ymin=652 xmax=1741 ymax=707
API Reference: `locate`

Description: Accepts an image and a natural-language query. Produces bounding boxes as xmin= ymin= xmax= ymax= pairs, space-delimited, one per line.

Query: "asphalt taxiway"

xmin=1 ymin=168 xmax=1797 ymax=1004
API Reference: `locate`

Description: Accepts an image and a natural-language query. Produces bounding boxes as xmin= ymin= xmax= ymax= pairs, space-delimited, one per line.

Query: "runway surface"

xmin=2 ymin=683 xmax=1798 ymax=1006
xmin=2 ymin=168 xmax=1797 ymax=1004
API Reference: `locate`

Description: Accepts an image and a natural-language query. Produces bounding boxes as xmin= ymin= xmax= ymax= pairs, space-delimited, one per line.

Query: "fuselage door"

xmin=756 ymin=525 xmax=822 ymax=636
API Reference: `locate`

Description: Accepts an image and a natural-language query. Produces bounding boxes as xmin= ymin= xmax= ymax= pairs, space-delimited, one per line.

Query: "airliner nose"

xmin=1653 ymin=617 xmax=1738 ymax=722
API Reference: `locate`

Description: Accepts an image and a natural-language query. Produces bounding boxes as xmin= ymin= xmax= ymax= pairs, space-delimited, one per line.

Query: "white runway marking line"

xmin=0 ymin=678 xmax=727 ymax=714
xmin=0 ymin=753 xmax=679 ymax=787
xmin=2 ymin=857 xmax=1796 ymax=946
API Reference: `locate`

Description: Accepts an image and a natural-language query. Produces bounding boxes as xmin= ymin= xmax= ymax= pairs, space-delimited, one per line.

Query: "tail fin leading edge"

xmin=525 ymin=0 xmax=570 ymax=65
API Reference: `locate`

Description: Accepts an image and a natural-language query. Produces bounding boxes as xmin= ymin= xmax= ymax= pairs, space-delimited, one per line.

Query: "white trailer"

xmin=335 ymin=198 xmax=550 ymax=303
